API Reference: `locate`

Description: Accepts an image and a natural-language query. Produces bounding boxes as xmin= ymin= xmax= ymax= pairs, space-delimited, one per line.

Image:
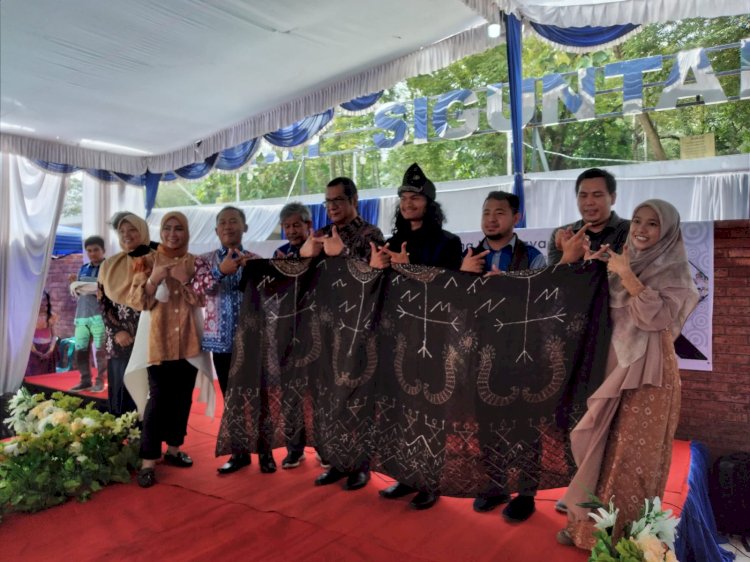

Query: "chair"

xmin=56 ymin=337 xmax=76 ymax=372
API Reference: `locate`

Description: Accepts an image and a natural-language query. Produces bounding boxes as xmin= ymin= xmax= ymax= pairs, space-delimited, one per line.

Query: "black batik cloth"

xmin=217 ymin=257 xmax=610 ymax=496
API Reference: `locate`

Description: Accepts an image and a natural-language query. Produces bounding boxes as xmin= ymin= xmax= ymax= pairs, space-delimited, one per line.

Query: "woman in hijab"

xmin=98 ymin=213 xmax=154 ymax=416
xmin=557 ymin=199 xmax=699 ymax=549
xmin=126 ymin=211 xmax=210 ymax=488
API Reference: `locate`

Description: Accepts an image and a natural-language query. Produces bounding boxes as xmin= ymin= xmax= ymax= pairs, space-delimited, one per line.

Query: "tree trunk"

xmin=636 ymin=113 xmax=667 ymax=160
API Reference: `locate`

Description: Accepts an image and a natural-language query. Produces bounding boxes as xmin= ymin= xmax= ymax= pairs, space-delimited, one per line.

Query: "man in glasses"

xmin=300 ymin=177 xmax=384 ymax=260
xmin=305 ymin=177 xmax=384 ymax=493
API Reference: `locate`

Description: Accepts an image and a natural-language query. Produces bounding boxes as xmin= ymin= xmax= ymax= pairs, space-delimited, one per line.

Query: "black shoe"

xmin=90 ymin=381 xmax=105 ymax=393
xmin=343 ymin=470 xmax=370 ymax=491
xmin=502 ymin=495 xmax=536 ymax=522
xmin=473 ymin=493 xmax=511 ymax=513
xmin=217 ymin=453 xmax=251 ymax=474
xmin=282 ymin=450 xmax=306 ymax=469
xmin=314 ymin=467 xmax=347 ymax=486
xmin=69 ymin=381 xmax=92 ymax=392
xmin=379 ymin=482 xmax=418 ymax=499
xmin=410 ymin=491 xmax=439 ymax=510
xmin=259 ymin=453 xmax=277 ymax=473
xmin=137 ymin=467 xmax=156 ymax=488
xmin=163 ymin=451 xmax=193 ymax=468
xmin=315 ymin=452 xmax=331 ymax=469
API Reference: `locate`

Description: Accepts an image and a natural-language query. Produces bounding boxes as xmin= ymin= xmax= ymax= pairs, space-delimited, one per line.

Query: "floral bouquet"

xmin=0 ymin=388 xmax=140 ymax=521
xmin=584 ymin=495 xmax=680 ymax=562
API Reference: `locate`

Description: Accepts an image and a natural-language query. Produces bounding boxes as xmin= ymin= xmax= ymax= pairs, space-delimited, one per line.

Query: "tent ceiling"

xmin=0 ymin=0 xmax=489 ymax=172
xmin=1 ymin=0 xmax=747 ymax=175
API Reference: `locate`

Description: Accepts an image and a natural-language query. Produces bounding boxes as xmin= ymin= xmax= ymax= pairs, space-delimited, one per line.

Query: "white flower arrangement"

xmin=585 ymin=495 xmax=681 ymax=562
xmin=0 ymin=387 xmax=141 ymax=521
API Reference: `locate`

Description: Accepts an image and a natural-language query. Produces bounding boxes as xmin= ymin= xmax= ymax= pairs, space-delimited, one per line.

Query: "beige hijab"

xmin=98 ymin=214 xmax=152 ymax=305
xmin=610 ymin=199 xmax=699 ymax=367
xmin=156 ymin=211 xmax=190 ymax=258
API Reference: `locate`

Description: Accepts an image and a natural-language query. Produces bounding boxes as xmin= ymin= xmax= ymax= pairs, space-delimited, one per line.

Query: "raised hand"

xmin=559 ymin=224 xmax=590 ymax=264
xmin=554 ymin=226 xmax=574 ymax=251
xmin=460 ymin=247 xmax=490 ymax=274
xmin=219 ymin=250 xmax=243 ymax=275
xmin=484 ymin=264 xmax=505 ymax=278
xmin=606 ymin=244 xmax=632 ymax=278
xmin=299 ymin=233 xmax=325 ymax=258
xmin=387 ymin=242 xmax=410 ymax=265
xmin=322 ymin=225 xmax=345 ymax=256
xmin=170 ymin=259 xmax=191 ymax=284
xmin=369 ymin=242 xmax=391 ymax=269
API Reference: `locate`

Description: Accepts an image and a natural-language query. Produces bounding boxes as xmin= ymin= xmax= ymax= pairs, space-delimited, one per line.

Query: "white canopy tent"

xmin=1 ymin=0 xmax=748 ymax=393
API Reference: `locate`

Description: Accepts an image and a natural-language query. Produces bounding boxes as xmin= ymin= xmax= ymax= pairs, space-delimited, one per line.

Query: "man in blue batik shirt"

xmin=193 ymin=206 xmax=274 ymax=475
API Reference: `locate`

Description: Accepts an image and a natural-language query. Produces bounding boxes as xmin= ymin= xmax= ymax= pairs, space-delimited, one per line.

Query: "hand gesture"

xmin=460 ymin=247 xmax=490 ymax=274
xmin=606 ymin=244 xmax=632 ymax=278
xmin=322 ymin=226 xmax=345 ymax=256
xmin=559 ymin=224 xmax=590 ymax=264
xmin=219 ymin=250 xmax=243 ymax=275
xmin=369 ymin=242 xmax=391 ymax=269
xmin=387 ymin=242 xmax=410 ymax=265
xmin=554 ymin=227 xmax=574 ymax=251
xmin=149 ymin=261 xmax=173 ymax=285
xmin=584 ymin=241 xmax=611 ymax=262
xmin=170 ymin=260 xmax=191 ymax=284
xmin=299 ymin=233 xmax=325 ymax=258
xmin=484 ymin=264 xmax=505 ymax=278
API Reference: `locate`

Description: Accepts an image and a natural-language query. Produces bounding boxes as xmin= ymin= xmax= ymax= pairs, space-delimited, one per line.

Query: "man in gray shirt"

xmin=547 ymin=168 xmax=630 ymax=265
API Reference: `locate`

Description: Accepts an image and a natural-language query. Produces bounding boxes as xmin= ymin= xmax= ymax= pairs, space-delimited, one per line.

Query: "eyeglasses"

xmin=324 ymin=196 xmax=349 ymax=207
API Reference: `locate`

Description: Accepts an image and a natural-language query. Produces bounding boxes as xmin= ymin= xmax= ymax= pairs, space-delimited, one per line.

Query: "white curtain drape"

xmin=82 ymin=175 xmax=145 ymax=256
xmin=147 ymin=204 xmax=284 ymax=256
xmin=0 ymin=154 xmax=67 ymax=393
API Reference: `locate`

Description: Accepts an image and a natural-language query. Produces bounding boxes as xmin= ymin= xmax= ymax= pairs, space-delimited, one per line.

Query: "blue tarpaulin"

xmin=53 ymin=225 xmax=82 ymax=256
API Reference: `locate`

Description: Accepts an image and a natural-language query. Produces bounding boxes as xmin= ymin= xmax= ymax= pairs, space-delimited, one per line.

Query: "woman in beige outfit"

xmin=557 ymin=199 xmax=699 ymax=549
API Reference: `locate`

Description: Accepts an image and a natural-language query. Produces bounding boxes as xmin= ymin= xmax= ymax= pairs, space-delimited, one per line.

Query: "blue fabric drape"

xmin=263 ymin=110 xmax=334 ymax=147
xmin=33 ymin=160 xmax=79 ymax=174
xmin=216 ymin=138 xmax=260 ymax=170
xmin=504 ymin=12 xmax=526 ymax=228
xmin=174 ymin=153 xmax=219 ymax=180
xmin=674 ymin=442 xmax=735 ymax=562
xmin=340 ymin=91 xmax=383 ymax=112
xmin=529 ymin=22 xmax=639 ymax=48
xmin=307 ymin=198 xmax=380 ymax=233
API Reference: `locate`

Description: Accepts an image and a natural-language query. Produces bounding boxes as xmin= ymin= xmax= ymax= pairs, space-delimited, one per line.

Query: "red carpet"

xmin=4 ymin=378 xmax=690 ymax=562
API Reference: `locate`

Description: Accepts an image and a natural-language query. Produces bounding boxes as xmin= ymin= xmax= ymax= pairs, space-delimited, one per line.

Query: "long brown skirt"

xmin=568 ymin=330 xmax=681 ymax=550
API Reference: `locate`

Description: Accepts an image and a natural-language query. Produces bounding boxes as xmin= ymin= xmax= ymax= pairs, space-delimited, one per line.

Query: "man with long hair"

xmin=370 ymin=163 xmax=462 ymax=511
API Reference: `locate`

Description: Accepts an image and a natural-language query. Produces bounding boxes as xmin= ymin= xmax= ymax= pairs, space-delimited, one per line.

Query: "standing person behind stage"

xmin=274 ymin=202 xmax=312 ymax=259
xmin=192 ymin=206 xmax=270 ymax=475
xmin=127 ymin=211 xmax=208 ymax=488
xmin=557 ymin=200 xmax=698 ymax=550
xmin=369 ymin=162 xmax=463 ymax=511
xmin=98 ymin=213 xmax=153 ymax=416
xmin=68 ymin=235 xmax=107 ymax=393
xmin=25 ymin=291 xmax=60 ymax=376
xmin=459 ymin=190 xmax=546 ymax=523
xmin=273 ymin=202 xmax=313 ymax=469
xmin=300 ymin=177 xmax=384 ymax=261
xmin=547 ymin=168 xmax=630 ymax=266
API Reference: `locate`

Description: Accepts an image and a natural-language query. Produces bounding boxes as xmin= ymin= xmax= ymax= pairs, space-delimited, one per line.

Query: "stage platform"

xmin=1 ymin=379 xmax=693 ymax=562
xmin=23 ymin=370 xmax=109 ymax=410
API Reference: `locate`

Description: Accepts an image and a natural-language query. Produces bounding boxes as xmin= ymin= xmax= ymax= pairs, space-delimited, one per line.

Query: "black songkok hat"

xmin=398 ymin=163 xmax=436 ymax=201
